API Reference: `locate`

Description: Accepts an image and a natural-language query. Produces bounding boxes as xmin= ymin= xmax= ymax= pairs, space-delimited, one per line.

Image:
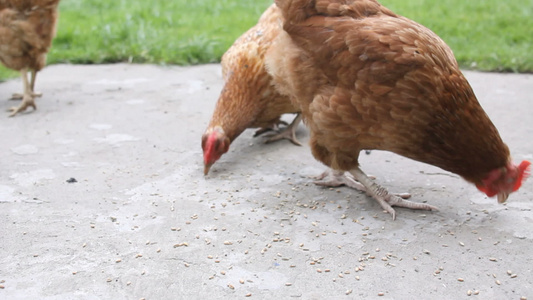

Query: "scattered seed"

xmin=239 ymin=279 xmax=245 ymax=284
xmin=458 ymin=278 xmax=464 ymax=282
xmin=317 ymin=269 xmax=322 ymax=273
xmin=207 ymin=255 xmax=213 ymax=259
xmin=520 ymin=297 xmax=527 ymax=300
xmin=423 ymin=249 xmax=431 ymax=255
xmin=495 ymin=280 xmax=501 ymax=285
xmin=467 ymin=290 xmax=472 ymax=296
xmin=72 ymin=271 xmax=77 ymax=275
xmin=507 ymin=270 xmax=513 ymax=275
xmin=378 ymin=292 xmax=384 ymax=296
xmin=141 ymin=271 xmax=146 ymax=275
xmin=136 ymin=254 xmax=142 ymax=258
xmin=245 ymin=293 xmax=252 ymax=297
xmin=459 ymin=242 xmax=465 ymax=246
xmin=346 ymin=289 xmax=353 ymax=295
xmin=106 ymin=278 xmax=112 ymax=282
xmin=474 ymin=290 xmax=480 ymax=295
xmin=224 ymin=241 xmax=233 ymax=245
xmin=220 ymin=271 xmax=226 ymax=275
xmin=116 ymin=259 xmax=122 ymax=263
xmin=285 ymin=283 xmax=292 ymax=286
xmin=156 ymin=248 xmax=161 ymax=253
xmin=0 ymin=285 xmax=4 ymax=289
xmin=184 ymin=263 xmax=190 ymax=267
xmin=355 ymin=276 xmax=360 ymax=281
xmin=82 ymin=243 xmax=87 ymax=248
xmin=511 ymin=274 xmax=517 ymax=278
xmin=489 ymin=257 xmax=497 ymax=262
xmin=228 ymin=284 xmax=235 ymax=289
xmin=325 ymin=269 xmax=331 ymax=273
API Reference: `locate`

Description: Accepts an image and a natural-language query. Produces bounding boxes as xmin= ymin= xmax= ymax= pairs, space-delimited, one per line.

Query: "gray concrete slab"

xmin=0 ymin=64 xmax=532 ymax=299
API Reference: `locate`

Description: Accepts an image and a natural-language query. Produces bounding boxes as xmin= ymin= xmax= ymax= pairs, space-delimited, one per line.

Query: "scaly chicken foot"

xmin=254 ymin=120 xmax=288 ymax=137
xmin=9 ymin=69 xmax=37 ymax=117
xmin=9 ymin=94 xmax=36 ymax=117
xmin=10 ymin=92 xmax=42 ymax=100
xmin=254 ymin=114 xmax=302 ymax=146
xmin=348 ymin=167 xmax=438 ymax=220
xmin=263 ymin=114 xmax=302 ymax=146
xmin=314 ymin=169 xmax=369 ymax=190
xmin=313 ymin=169 xmax=411 ymax=199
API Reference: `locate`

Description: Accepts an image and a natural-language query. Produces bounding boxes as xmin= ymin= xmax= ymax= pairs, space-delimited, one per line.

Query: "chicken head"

xmin=476 ymin=161 xmax=531 ymax=203
xmin=202 ymin=126 xmax=230 ymax=175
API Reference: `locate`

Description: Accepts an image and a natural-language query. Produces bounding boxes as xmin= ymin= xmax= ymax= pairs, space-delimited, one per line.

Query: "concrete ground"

xmin=0 ymin=64 xmax=531 ymax=299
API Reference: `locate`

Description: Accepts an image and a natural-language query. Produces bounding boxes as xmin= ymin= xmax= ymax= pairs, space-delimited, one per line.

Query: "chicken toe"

xmin=314 ymin=169 xmax=366 ymax=191
xmin=314 ymin=168 xmax=411 ymax=199
xmin=9 ymin=94 xmax=36 ymax=117
xmin=348 ymin=167 xmax=438 ymax=220
xmin=254 ymin=121 xmax=287 ymax=137
xmin=9 ymin=70 xmax=37 ymax=117
xmin=264 ymin=114 xmax=302 ymax=145
xmin=10 ymin=92 xmax=42 ymax=100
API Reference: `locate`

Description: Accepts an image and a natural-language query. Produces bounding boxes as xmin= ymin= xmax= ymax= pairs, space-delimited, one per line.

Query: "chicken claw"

xmin=10 ymin=92 xmax=42 ymax=100
xmin=9 ymin=94 xmax=36 ymax=117
xmin=314 ymin=169 xmax=366 ymax=190
xmin=254 ymin=121 xmax=288 ymax=137
xmin=255 ymin=114 xmax=302 ymax=146
xmin=264 ymin=114 xmax=302 ymax=145
xmin=348 ymin=167 xmax=438 ymax=220
xmin=314 ymin=169 xmax=411 ymax=199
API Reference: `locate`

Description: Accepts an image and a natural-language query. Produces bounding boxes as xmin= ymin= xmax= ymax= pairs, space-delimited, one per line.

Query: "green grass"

xmin=380 ymin=0 xmax=533 ymax=73
xmin=1 ymin=0 xmax=532 ymax=80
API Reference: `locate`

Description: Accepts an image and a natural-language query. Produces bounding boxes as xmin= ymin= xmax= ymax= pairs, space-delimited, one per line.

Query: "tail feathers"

xmin=275 ymin=0 xmax=394 ymax=24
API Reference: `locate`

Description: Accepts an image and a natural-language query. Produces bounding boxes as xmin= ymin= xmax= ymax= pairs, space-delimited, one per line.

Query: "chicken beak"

xmin=204 ymin=163 xmax=213 ymax=176
xmin=497 ymin=192 xmax=509 ymax=204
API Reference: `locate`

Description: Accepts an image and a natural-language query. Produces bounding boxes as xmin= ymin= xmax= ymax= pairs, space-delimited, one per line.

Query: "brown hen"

xmin=0 ymin=0 xmax=60 ymax=117
xmin=266 ymin=0 xmax=530 ymax=219
xmin=202 ymin=4 xmax=301 ymax=175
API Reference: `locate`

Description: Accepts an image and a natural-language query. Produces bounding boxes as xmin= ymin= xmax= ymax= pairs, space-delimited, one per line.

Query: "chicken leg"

xmin=9 ymin=69 xmax=37 ymax=117
xmin=255 ymin=114 xmax=302 ymax=146
xmin=348 ymin=167 xmax=438 ymax=220
xmin=10 ymin=69 xmax=42 ymax=100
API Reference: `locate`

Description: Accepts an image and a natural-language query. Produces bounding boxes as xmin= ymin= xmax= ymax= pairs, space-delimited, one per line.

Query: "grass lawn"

xmin=1 ymin=0 xmax=532 ymax=80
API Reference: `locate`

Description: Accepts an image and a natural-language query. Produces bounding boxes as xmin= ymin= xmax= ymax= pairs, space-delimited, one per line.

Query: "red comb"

xmin=513 ymin=160 xmax=531 ymax=192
